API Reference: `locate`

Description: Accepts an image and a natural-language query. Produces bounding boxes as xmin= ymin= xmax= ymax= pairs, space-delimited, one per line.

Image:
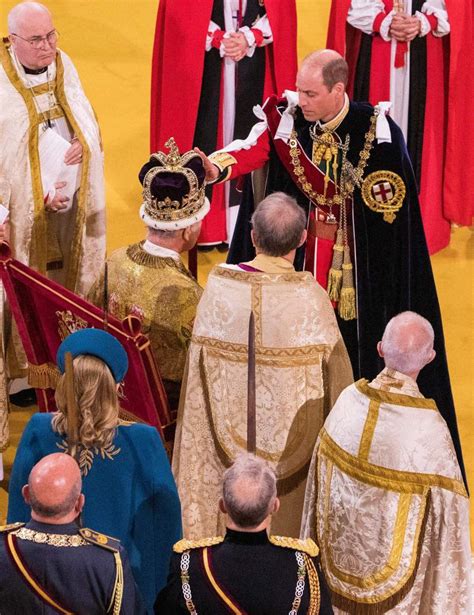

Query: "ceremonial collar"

xmin=143 ymin=239 xmax=180 ymax=262
xmin=313 ymin=93 xmax=350 ymax=133
xmin=26 ymin=519 xmax=81 ymax=535
xmin=370 ymin=367 xmax=423 ymax=398
xmin=225 ymin=528 xmax=269 ymax=546
xmin=243 ymin=253 xmax=295 ymax=274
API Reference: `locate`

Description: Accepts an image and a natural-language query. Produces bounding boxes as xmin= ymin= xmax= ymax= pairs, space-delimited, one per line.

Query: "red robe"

xmin=150 ymin=0 xmax=297 ymax=244
xmin=326 ymin=0 xmax=474 ymax=253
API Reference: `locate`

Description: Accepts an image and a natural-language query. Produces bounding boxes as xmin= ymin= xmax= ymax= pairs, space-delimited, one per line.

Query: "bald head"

xmin=221 ymin=455 xmax=278 ymax=529
xmin=379 ymin=311 xmax=435 ymax=377
xmin=8 ymin=2 xmax=51 ymax=33
xmin=296 ymin=49 xmax=348 ymax=123
xmin=8 ymin=3 xmax=57 ymax=70
xmin=23 ymin=453 xmax=83 ymax=523
xmin=251 ymin=192 xmax=306 ymax=258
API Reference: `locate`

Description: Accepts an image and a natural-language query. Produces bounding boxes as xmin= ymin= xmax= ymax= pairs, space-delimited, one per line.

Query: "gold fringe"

xmin=28 ymin=362 xmax=60 ymax=390
xmin=327 ymin=268 xmax=342 ymax=301
xmin=338 ymin=245 xmax=356 ymax=320
xmin=338 ymin=286 xmax=356 ymax=320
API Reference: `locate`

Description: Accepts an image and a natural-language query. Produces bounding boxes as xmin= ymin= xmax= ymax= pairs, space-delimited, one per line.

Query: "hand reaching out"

xmin=194 ymin=148 xmax=220 ymax=182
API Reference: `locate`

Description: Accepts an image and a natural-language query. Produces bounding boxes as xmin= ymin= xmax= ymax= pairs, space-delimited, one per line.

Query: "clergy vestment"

xmin=88 ymin=241 xmax=202 ymax=405
xmin=326 ymin=1 xmax=474 ymax=253
xmin=301 ymin=368 xmax=471 ymax=613
xmin=0 ymin=39 xmax=105 ymax=448
xmin=173 ymin=254 xmax=353 ymax=539
xmin=218 ymin=94 xmax=466 ymax=487
xmin=150 ymin=0 xmax=297 ymax=245
xmin=7 ymin=413 xmax=182 ymax=612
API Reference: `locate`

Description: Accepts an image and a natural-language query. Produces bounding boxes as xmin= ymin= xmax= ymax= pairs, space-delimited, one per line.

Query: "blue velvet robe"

xmin=7 ymin=413 xmax=182 ymax=613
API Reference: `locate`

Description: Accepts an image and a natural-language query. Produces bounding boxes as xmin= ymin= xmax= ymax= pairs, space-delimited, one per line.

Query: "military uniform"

xmin=154 ymin=529 xmax=333 ymax=614
xmin=0 ymin=520 xmax=146 ymax=614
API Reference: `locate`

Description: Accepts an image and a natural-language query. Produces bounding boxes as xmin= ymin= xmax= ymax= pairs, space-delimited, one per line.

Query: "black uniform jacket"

xmin=155 ymin=528 xmax=334 ymax=614
xmin=0 ymin=519 xmax=146 ymax=614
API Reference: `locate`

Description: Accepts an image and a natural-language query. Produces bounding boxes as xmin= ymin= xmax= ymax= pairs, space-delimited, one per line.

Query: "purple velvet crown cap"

xmin=138 ymin=153 xmax=205 ymax=203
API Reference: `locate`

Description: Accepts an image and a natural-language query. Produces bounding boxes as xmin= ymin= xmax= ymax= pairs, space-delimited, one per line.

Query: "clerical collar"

xmin=371 ymin=367 xmax=422 ymax=398
xmin=314 ymin=93 xmax=350 ymax=133
xmin=225 ymin=528 xmax=269 ymax=546
xmin=22 ymin=64 xmax=48 ymax=75
xmin=142 ymin=240 xmax=180 ymax=262
xmin=242 ymin=253 xmax=295 ymax=274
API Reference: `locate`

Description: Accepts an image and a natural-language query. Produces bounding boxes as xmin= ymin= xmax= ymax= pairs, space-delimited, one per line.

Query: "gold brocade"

xmin=301 ymin=375 xmax=471 ymax=613
xmin=268 ymin=535 xmax=319 ymax=557
xmin=88 ymin=242 xmax=202 ymax=384
xmin=173 ymin=265 xmax=353 ymax=539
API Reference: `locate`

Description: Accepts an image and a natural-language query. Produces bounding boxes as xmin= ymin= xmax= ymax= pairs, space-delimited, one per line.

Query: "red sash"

xmin=264 ymin=97 xmax=338 ymax=205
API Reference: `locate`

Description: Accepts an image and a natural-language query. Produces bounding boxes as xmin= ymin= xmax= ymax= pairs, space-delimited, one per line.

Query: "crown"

xmin=139 ymin=138 xmax=209 ymax=230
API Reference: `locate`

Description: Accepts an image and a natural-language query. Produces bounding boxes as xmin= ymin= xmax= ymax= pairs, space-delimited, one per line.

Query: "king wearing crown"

xmin=88 ymin=139 xmax=209 ymax=408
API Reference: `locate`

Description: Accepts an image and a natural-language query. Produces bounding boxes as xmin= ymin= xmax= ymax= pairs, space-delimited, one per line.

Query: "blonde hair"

xmin=52 ymin=355 xmax=119 ymax=450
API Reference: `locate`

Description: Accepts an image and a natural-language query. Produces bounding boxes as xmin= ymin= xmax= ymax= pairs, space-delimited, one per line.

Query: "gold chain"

xmin=13 ymin=527 xmax=88 ymax=547
xmin=289 ymin=111 xmax=378 ymax=208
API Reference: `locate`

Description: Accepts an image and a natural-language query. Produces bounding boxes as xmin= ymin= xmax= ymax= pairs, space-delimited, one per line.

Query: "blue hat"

xmin=56 ymin=328 xmax=129 ymax=383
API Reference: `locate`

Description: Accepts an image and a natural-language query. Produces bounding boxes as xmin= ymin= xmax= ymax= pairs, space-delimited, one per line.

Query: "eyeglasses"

xmin=11 ymin=29 xmax=59 ymax=49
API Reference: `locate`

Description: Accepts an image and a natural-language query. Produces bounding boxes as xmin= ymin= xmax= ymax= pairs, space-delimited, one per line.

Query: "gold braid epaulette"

xmin=0 ymin=522 xmax=25 ymax=533
xmin=173 ymin=536 xmax=224 ymax=553
xmin=269 ymin=535 xmax=319 ymax=557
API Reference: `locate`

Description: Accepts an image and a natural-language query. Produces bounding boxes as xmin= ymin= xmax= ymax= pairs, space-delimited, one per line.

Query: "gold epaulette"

xmin=269 ymin=535 xmax=319 ymax=557
xmin=79 ymin=528 xmax=121 ymax=552
xmin=0 ymin=522 xmax=24 ymax=533
xmin=173 ymin=536 xmax=224 ymax=553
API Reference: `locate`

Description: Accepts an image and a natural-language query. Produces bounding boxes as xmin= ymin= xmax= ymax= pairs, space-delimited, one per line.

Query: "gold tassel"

xmin=327 ymin=229 xmax=344 ymax=301
xmin=338 ymin=245 xmax=356 ymax=320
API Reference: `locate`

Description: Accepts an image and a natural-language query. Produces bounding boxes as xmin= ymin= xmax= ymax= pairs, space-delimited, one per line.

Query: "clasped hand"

xmin=389 ymin=13 xmax=421 ymax=42
xmin=222 ymin=31 xmax=249 ymax=62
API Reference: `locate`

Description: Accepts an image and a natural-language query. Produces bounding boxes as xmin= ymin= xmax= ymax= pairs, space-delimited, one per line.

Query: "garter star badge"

xmin=361 ymin=171 xmax=406 ymax=223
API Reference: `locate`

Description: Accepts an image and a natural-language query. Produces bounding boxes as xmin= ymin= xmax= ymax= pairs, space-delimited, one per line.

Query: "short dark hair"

xmin=321 ymin=58 xmax=348 ymax=91
xmin=223 ymin=455 xmax=277 ymax=528
xmin=251 ymin=192 xmax=306 ymax=257
xmin=28 ymin=476 xmax=81 ymax=518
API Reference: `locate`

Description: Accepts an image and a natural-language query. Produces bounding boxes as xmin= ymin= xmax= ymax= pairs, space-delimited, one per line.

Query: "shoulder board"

xmin=269 ymin=535 xmax=319 ymax=557
xmin=117 ymin=418 xmax=135 ymax=427
xmin=0 ymin=522 xmax=25 ymax=533
xmin=79 ymin=528 xmax=121 ymax=552
xmin=173 ymin=536 xmax=224 ymax=553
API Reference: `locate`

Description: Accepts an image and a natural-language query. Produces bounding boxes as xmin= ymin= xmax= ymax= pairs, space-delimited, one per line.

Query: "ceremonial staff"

xmin=247 ymin=311 xmax=256 ymax=454
xmin=64 ymin=351 xmax=79 ymax=461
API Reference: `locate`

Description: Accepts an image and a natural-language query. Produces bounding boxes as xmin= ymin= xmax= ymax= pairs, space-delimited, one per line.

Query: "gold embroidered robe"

xmin=173 ymin=256 xmax=353 ymax=539
xmin=301 ymin=369 xmax=471 ymax=614
xmin=88 ymin=242 xmax=202 ymax=389
xmin=0 ymin=41 xmax=105 ymax=449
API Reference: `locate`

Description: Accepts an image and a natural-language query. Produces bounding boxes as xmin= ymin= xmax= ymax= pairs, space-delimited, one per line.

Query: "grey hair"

xmin=8 ymin=2 xmax=51 ymax=33
xmin=222 ymin=454 xmax=277 ymax=528
xmin=147 ymin=227 xmax=181 ymax=240
xmin=381 ymin=311 xmax=435 ymax=374
xmin=28 ymin=475 xmax=81 ymax=519
xmin=251 ymin=192 xmax=306 ymax=257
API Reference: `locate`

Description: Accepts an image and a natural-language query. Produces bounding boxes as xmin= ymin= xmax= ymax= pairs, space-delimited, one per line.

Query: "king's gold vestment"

xmin=173 ymin=255 xmax=353 ymax=539
xmin=88 ymin=242 xmax=202 ymax=397
xmin=301 ymin=368 xmax=471 ymax=614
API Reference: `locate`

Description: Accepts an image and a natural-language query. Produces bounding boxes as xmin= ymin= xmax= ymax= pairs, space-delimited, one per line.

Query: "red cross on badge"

xmin=372 ymin=181 xmax=393 ymax=203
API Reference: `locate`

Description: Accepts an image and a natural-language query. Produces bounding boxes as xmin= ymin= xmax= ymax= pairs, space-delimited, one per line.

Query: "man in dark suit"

xmin=0 ymin=452 xmax=145 ymax=614
xmin=155 ymin=454 xmax=333 ymax=614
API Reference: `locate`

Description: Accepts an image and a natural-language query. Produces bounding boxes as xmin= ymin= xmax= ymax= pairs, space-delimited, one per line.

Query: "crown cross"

xmin=164 ymin=137 xmax=181 ymax=168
